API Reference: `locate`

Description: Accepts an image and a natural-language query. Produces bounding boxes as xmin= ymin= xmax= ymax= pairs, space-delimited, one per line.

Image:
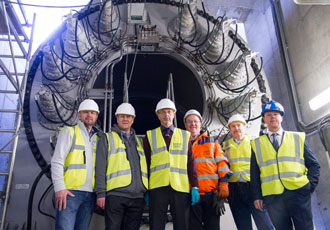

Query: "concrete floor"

xmin=90 ymin=203 xmax=253 ymax=230
xmin=90 ymin=196 xmax=325 ymax=230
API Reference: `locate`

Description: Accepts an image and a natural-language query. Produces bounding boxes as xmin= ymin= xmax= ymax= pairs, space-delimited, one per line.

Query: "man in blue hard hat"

xmin=250 ymin=100 xmax=320 ymax=230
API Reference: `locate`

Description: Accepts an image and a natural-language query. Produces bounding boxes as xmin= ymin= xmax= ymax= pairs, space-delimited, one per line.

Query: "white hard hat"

xmin=228 ymin=114 xmax=246 ymax=127
xmin=78 ymin=99 xmax=99 ymax=113
xmin=115 ymin=103 xmax=136 ymax=117
xmin=184 ymin=109 xmax=202 ymax=123
xmin=155 ymin=98 xmax=176 ymax=113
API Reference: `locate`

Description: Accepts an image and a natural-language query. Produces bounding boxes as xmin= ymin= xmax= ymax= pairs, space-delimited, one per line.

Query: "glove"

xmin=212 ymin=193 xmax=226 ymax=216
xmin=218 ymin=182 xmax=229 ymax=198
xmin=144 ymin=191 xmax=149 ymax=206
xmin=191 ymin=187 xmax=200 ymax=206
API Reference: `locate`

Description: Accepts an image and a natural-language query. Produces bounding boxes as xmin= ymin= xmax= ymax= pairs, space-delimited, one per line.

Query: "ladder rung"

xmin=0 ymin=55 xmax=25 ymax=59
xmin=0 ymin=38 xmax=26 ymax=42
xmin=0 ymin=172 xmax=9 ymax=176
xmin=0 ymin=72 xmax=25 ymax=76
xmin=0 ymin=90 xmax=19 ymax=94
xmin=0 ymin=109 xmax=19 ymax=113
xmin=0 ymin=150 xmax=13 ymax=154
xmin=0 ymin=129 xmax=16 ymax=133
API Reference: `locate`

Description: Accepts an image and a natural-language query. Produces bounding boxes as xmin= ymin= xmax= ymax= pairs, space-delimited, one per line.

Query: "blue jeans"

xmin=55 ymin=190 xmax=96 ymax=230
xmin=228 ymin=182 xmax=274 ymax=230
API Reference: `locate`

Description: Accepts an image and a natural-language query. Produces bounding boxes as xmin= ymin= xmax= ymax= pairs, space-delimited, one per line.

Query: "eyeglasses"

xmin=186 ymin=120 xmax=200 ymax=124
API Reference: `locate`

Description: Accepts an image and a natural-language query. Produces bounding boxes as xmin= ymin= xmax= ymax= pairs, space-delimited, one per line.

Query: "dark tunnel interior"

xmin=94 ymin=53 xmax=205 ymax=134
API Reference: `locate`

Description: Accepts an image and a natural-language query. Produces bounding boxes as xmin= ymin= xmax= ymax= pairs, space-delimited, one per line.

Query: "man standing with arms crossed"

xmin=184 ymin=109 xmax=230 ymax=230
xmin=223 ymin=114 xmax=274 ymax=230
xmin=95 ymin=102 xmax=148 ymax=230
xmin=144 ymin=98 xmax=199 ymax=230
xmin=251 ymin=100 xmax=320 ymax=230
xmin=51 ymin=99 xmax=100 ymax=230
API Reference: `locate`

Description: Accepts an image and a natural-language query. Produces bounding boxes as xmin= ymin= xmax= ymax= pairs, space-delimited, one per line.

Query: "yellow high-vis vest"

xmin=223 ymin=136 xmax=251 ymax=182
xmin=147 ymin=127 xmax=190 ymax=193
xmin=251 ymin=131 xmax=309 ymax=196
xmin=105 ymin=132 xmax=148 ymax=191
xmin=63 ymin=125 xmax=98 ymax=189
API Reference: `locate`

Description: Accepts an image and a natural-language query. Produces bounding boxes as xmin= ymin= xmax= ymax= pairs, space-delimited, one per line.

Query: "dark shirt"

xmin=95 ymin=124 xmax=146 ymax=199
xmin=250 ymin=132 xmax=320 ymax=202
xmin=143 ymin=125 xmax=199 ymax=188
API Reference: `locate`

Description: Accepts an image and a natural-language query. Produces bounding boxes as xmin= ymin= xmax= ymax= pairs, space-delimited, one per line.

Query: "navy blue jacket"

xmin=250 ymin=133 xmax=320 ymax=203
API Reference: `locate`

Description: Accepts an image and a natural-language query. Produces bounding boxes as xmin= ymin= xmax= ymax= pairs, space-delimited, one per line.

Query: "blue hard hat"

xmin=262 ymin=100 xmax=285 ymax=117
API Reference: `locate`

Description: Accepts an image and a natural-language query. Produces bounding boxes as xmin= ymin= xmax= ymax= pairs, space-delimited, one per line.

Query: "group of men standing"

xmin=51 ymin=98 xmax=320 ymax=230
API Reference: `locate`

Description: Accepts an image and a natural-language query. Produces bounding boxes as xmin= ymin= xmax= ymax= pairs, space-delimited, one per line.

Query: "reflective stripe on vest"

xmin=252 ymin=132 xmax=309 ymax=196
xmin=192 ymin=133 xmax=229 ymax=194
xmin=223 ymin=136 xmax=251 ymax=182
xmin=106 ymin=132 xmax=148 ymax=191
xmin=147 ymin=127 xmax=190 ymax=193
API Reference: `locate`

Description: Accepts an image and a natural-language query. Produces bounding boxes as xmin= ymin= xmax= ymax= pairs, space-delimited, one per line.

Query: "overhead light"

xmin=294 ymin=0 xmax=330 ymax=4
xmin=309 ymin=86 xmax=330 ymax=110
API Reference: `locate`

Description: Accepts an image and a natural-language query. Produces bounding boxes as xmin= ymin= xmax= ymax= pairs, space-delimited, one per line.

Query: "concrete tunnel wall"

xmin=244 ymin=1 xmax=330 ymax=229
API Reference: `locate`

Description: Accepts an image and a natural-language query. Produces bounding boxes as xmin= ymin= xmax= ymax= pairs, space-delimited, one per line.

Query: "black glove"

xmin=212 ymin=193 xmax=226 ymax=216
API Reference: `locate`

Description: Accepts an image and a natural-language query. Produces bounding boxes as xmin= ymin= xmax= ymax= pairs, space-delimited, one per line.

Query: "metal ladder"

xmin=0 ymin=1 xmax=35 ymax=229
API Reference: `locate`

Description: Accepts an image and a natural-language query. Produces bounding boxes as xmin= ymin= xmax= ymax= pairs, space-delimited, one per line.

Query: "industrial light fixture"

xmin=294 ymin=0 xmax=330 ymax=4
xmin=309 ymin=86 xmax=330 ymax=110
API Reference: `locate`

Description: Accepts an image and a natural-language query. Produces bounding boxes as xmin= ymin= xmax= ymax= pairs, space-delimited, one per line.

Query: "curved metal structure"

xmin=22 ymin=1 xmax=271 ymax=177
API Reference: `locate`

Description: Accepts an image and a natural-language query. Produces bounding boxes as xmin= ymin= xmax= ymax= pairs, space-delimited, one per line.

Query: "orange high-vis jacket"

xmin=192 ymin=132 xmax=229 ymax=195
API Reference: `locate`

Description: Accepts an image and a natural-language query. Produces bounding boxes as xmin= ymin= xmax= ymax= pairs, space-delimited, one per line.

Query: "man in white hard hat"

xmin=95 ymin=102 xmax=148 ymax=230
xmin=51 ymin=99 xmax=101 ymax=230
xmin=222 ymin=114 xmax=274 ymax=230
xmin=143 ymin=98 xmax=199 ymax=230
xmin=184 ymin=109 xmax=230 ymax=230
xmin=251 ymin=101 xmax=320 ymax=230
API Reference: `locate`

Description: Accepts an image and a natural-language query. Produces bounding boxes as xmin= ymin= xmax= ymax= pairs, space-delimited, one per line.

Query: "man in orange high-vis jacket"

xmin=184 ymin=109 xmax=230 ymax=230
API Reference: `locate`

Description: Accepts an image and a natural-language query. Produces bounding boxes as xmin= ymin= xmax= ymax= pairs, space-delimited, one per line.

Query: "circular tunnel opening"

xmin=94 ymin=53 xmax=205 ymax=134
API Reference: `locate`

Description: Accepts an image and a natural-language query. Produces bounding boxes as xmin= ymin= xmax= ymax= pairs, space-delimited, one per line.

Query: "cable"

xmin=40 ymin=54 xmax=79 ymax=82
xmin=43 ymin=84 xmax=74 ymax=108
xmin=5 ymin=0 xmax=97 ymax=8
xmin=177 ymin=1 xmax=198 ymax=45
xmin=27 ymin=164 xmax=51 ymax=230
xmin=38 ymin=183 xmax=55 ymax=220
xmin=52 ymin=94 xmax=77 ymax=125
xmin=128 ymin=39 xmax=139 ymax=88
xmin=199 ymin=22 xmax=237 ymax=66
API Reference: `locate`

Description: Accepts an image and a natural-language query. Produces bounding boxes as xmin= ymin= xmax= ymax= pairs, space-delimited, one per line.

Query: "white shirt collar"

xmin=233 ymin=135 xmax=247 ymax=144
xmin=267 ymin=128 xmax=283 ymax=137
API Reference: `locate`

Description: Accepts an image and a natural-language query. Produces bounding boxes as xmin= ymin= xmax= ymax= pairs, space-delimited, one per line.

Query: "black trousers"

xmin=264 ymin=183 xmax=314 ymax=230
xmin=149 ymin=186 xmax=190 ymax=230
xmin=228 ymin=182 xmax=274 ymax=230
xmin=105 ymin=195 xmax=144 ymax=230
xmin=189 ymin=191 xmax=220 ymax=230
